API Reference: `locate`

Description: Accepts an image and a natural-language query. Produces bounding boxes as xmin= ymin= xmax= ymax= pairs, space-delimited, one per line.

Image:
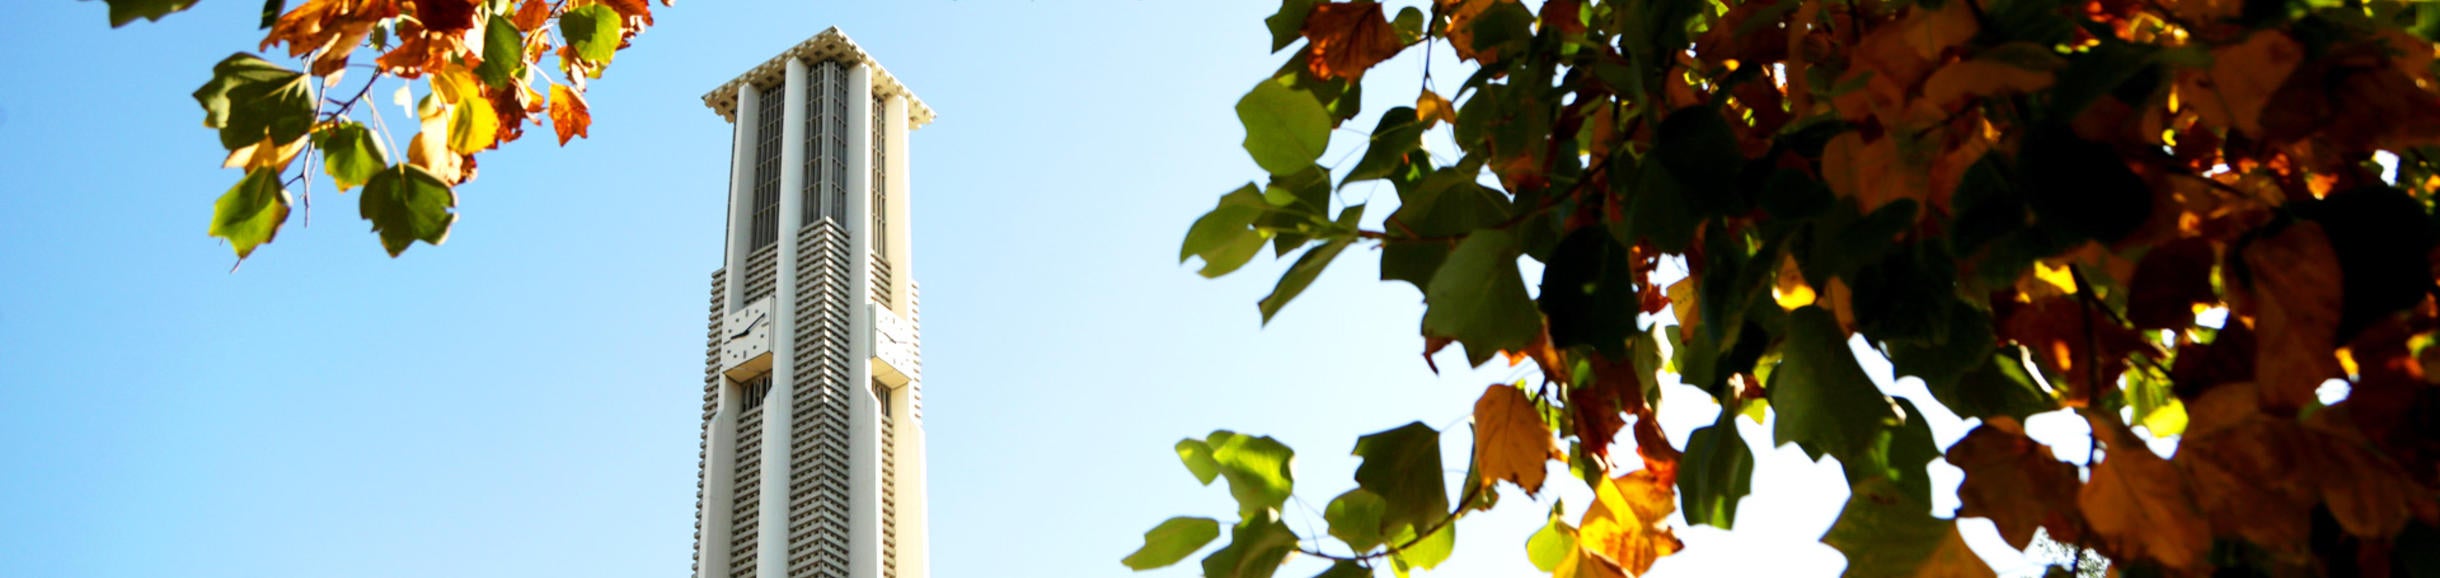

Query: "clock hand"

xmin=730 ymin=312 xmax=765 ymax=340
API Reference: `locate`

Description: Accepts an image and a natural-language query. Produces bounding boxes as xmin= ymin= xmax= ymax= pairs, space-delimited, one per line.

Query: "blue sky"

xmin=0 ymin=2 xmax=2092 ymax=577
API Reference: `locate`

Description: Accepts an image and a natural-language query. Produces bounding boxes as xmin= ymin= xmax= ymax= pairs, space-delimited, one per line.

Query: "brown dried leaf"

xmin=2234 ymin=221 xmax=2343 ymax=413
xmin=1945 ymin=418 xmax=2083 ymax=550
xmin=549 ymin=83 xmax=591 ymax=146
xmin=1301 ymin=1 xmax=1406 ymax=80
xmin=2079 ymin=410 xmax=2211 ymax=571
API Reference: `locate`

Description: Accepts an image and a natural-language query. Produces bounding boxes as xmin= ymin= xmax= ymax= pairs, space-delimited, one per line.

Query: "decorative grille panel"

xmin=751 ymin=84 xmax=784 ymax=250
xmin=785 ymin=221 xmax=853 ymax=578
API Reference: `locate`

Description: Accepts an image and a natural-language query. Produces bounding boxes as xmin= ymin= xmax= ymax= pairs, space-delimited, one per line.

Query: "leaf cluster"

xmin=1149 ymin=0 xmax=2440 ymax=576
xmin=109 ymin=0 xmax=652 ymax=262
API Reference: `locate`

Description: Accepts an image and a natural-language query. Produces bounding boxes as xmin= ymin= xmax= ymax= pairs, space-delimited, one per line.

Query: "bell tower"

xmin=693 ymin=27 xmax=930 ymax=578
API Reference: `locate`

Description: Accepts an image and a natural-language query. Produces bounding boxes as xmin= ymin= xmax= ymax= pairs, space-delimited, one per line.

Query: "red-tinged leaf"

xmin=1440 ymin=0 xmax=1515 ymax=63
xmin=512 ymin=0 xmax=549 ymax=31
xmin=1999 ymin=295 xmax=2149 ymax=403
xmin=2126 ymin=238 xmax=2218 ymax=330
xmin=1300 ymin=1 xmax=1405 ymax=81
xmin=414 ymin=0 xmax=476 ymax=33
xmin=260 ymin=0 xmax=397 ymax=75
xmin=596 ymin=0 xmax=655 ymax=26
xmin=2233 ymin=221 xmax=2343 ymax=413
xmin=549 ymin=83 xmax=590 ymax=146
xmin=2181 ymin=30 xmax=2301 ymax=137
xmin=1572 ymin=352 xmax=1641 ymax=460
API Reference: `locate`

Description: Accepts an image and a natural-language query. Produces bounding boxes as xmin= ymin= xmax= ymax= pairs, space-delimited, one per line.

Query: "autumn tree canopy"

xmin=104 ymin=0 xmax=663 ymax=264
xmin=1139 ymin=0 xmax=2440 ymax=576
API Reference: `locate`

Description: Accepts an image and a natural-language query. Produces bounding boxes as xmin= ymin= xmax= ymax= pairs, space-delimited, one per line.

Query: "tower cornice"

xmin=699 ymin=27 xmax=936 ymax=129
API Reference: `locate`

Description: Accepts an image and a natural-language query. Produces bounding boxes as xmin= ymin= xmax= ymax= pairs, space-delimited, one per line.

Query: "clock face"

xmin=722 ymin=297 xmax=776 ymax=378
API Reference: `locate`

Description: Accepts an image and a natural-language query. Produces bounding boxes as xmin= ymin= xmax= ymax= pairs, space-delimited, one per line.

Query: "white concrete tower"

xmin=695 ymin=28 xmax=931 ymax=578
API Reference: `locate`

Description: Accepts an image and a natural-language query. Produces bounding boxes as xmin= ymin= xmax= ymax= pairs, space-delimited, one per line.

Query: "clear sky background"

xmin=0 ymin=2 xmax=2108 ymax=577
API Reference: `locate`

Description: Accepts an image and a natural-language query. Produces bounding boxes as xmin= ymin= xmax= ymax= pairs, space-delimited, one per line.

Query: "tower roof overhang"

xmin=699 ymin=27 xmax=935 ymax=129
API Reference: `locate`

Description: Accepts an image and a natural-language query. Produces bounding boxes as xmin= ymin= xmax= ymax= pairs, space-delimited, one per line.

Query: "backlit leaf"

xmin=1471 ymin=384 xmax=1561 ymax=496
xmin=475 ymin=16 xmax=526 ymax=88
xmin=1771 ymin=306 xmax=1899 ymax=460
xmin=2235 ymin=221 xmax=2343 ymax=412
xmin=359 ymin=164 xmax=458 ymax=257
xmin=1352 ymin=422 xmax=1448 ymax=541
xmin=1945 ymin=419 xmax=2081 ymax=550
xmin=1300 ymin=1 xmax=1406 ymax=80
xmin=1423 ymin=229 xmax=1542 ymax=367
xmin=1237 ymin=79 xmax=1333 ymax=176
xmin=1820 ymin=477 xmax=1994 ymax=578
xmin=313 ymin=122 xmax=386 ymax=191
xmin=559 ymin=4 xmax=622 ymax=64
xmin=1577 ymin=469 xmax=1680 ymax=575
xmin=209 ymin=167 xmax=293 ymax=259
xmin=549 ymin=83 xmax=592 ymax=146
xmin=1202 ymin=430 xmax=1297 ymax=519
xmin=1202 ymin=513 xmax=1298 ymax=578
xmin=1324 ymin=489 xmax=1387 ymax=552
xmin=1122 ymin=517 xmax=1220 ymax=571
xmin=105 ymin=0 xmax=198 ymax=27
xmin=1678 ymin=417 xmax=1755 ymax=529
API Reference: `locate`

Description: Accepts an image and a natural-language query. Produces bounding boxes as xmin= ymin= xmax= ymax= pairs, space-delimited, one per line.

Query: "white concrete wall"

xmin=700 ymin=81 xmax=759 ymax=578
xmin=756 ymin=58 xmax=811 ymax=578
xmin=844 ymin=62 xmax=885 ymax=578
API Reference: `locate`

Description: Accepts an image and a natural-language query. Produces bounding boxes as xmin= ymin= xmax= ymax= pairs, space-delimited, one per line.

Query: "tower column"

xmin=843 ymin=62 xmax=884 ymax=578
xmin=758 ymin=58 xmax=810 ymax=577
xmin=701 ymin=82 xmax=758 ymax=578
xmin=879 ymin=92 xmax=926 ymax=578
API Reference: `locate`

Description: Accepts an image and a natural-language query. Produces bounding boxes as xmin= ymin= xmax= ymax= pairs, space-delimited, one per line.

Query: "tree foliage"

xmin=103 ymin=0 xmax=660 ymax=263
xmin=1141 ymin=0 xmax=2440 ymax=575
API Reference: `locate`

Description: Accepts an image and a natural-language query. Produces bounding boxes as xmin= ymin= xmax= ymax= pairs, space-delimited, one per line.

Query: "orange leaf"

xmin=1300 ymin=1 xmax=1405 ymax=80
xmin=512 ymin=0 xmax=549 ymax=31
xmin=2233 ymin=221 xmax=2343 ymax=413
xmin=596 ymin=0 xmax=656 ymax=26
xmin=2181 ymin=30 xmax=2301 ymax=137
xmin=260 ymin=0 xmax=397 ymax=76
xmin=1440 ymin=0 xmax=1516 ymax=63
xmin=1416 ymin=89 xmax=1458 ymax=129
xmin=1921 ymin=57 xmax=2054 ymax=111
xmin=1578 ymin=469 xmax=1681 ymax=575
xmin=2080 ymin=411 xmax=2211 ymax=571
xmin=1999 ymin=295 xmax=2148 ymax=402
xmin=1472 ymin=384 xmax=1562 ymax=496
xmin=549 ymin=83 xmax=591 ymax=146
xmin=1944 ymin=418 xmax=2083 ymax=550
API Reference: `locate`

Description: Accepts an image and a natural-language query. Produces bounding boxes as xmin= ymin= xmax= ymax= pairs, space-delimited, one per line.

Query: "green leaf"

xmin=1177 ymin=438 xmax=1222 ymax=485
xmin=1680 ymin=417 xmax=1756 ymax=529
xmin=106 ymin=0 xmax=198 ymax=27
xmin=1618 ymin=155 xmax=1697 ymax=253
xmin=1380 ymin=242 xmax=1450 ymax=294
xmin=1343 ymin=107 xmax=1424 ymax=187
xmin=1841 ymin=398 xmax=1941 ymax=508
xmin=193 ymin=53 xmax=315 ymax=150
xmin=1264 ymin=0 xmax=1321 ymax=52
xmin=477 ymin=15 xmax=527 ymax=88
xmin=1325 ymin=489 xmax=1388 ymax=552
xmin=1123 ymin=517 xmax=1222 ymax=571
xmin=1770 ymin=306 xmax=1899 ymax=461
xmin=1931 ymin=347 xmax=2058 ymax=422
xmin=1653 ymin=106 xmax=1748 ymax=216
xmin=1182 ymin=185 xmax=1274 ymax=278
xmin=1314 ymin=560 xmax=1371 ymax=578
xmin=1203 ymin=513 xmax=1299 ymax=578
xmin=258 ymin=0 xmax=287 ymax=29
xmin=1423 ymin=229 xmax=1542 ymax=367
xmin=1388 ymin=521 xmax=1455 ymax=577
xmin=1238 ymin=79 xmax=1333 ymax=176
xmin=1525 ymin=504 xmax=1577 ymax=572
xmin=1391 ymin=7 xmax=1424 ymax=44
xmin=1885 ymin=304 xmax=1997 ymax=396
xmin=1352 ymin=422 xmax=1449 ymax=541
xmin=313 ymin=122 xmax=388 ymax=191
xmin=1260 ymin=238 xmax=1350 ymax=324
xmin=1205 ymin=431 xmax=1297 ymax=519
xmin=359 ymin=164 xmax=458 ymax=257
xmin=209 ymin=167 xmax=293 ymax=259
xmin=560 ymin=4 xmax=622 ymax=64
xmin=1539 ymin=226 xmax=1639 ymax=356
xmin=1820 ymin=477 xmax=1992 ymax=578
xmin=1390 ymin=161 xmax=1512 ymax=238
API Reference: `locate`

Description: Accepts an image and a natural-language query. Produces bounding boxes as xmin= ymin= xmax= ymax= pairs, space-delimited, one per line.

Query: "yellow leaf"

xmin=1472 ymin=384 xmax=1561 ymax=496
xmin=222 ymin=134 xmax=307 ymax=171
xmin=1578 ymin=469 xmax=1680 ymax=575
xmin=1773 ymin=253 xmax=1816 ymax=311
xmin=549 ymin=83 xmax=592 ymax=146
xmin=2080 ymin=411 xmax=2210 ymax=571
xmin=1667 ymin=277 xmax=1699 ymax=342
xmin=1416 ymin=89 xmax=1458 ymax=129
xmin=449 ymin=88 xmax=500 ymax=154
